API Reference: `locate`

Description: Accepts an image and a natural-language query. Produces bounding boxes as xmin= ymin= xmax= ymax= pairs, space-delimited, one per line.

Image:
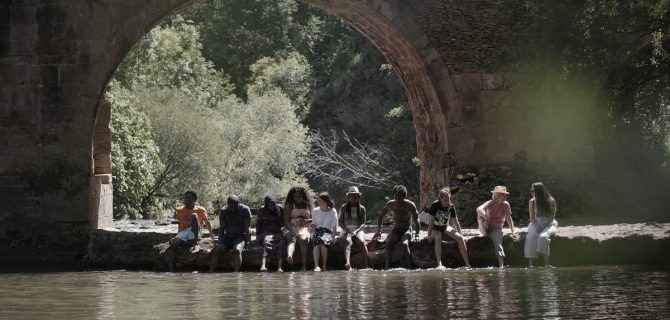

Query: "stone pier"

xmin=86 ymin=223 xmax=670 ymax=271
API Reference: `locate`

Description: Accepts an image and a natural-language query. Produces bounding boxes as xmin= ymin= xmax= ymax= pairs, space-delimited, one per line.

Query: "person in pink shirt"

xmin=476 ymin=186 xmax=516 ymax=267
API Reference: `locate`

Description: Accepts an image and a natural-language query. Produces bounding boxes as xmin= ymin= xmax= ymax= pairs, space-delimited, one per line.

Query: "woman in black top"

xmin=427 ymin=187 xmax=471 ymax=268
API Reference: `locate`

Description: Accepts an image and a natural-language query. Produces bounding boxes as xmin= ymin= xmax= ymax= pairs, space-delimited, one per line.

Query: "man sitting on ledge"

xmin=373 ymin=185 xmax=420 ymax=269
xmin=210 ymin=195 xmax=251 ymax=272
xmin=167 ymin=189 xmax=213 ymax=272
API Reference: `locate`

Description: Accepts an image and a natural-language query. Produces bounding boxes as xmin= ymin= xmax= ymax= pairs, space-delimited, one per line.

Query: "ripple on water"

xmin=0 ymin=266 xmax=668 ymax=319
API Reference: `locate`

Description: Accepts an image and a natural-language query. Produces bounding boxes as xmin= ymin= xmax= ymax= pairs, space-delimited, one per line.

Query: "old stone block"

xmin=6 ymin=23 xmax=39 ymax=40
xmin=35 ymin=39 xmax=79 ymax=61
xmin=57 ymin=85 xmax=80 ymax=106
xmin=35 ymin=4 xmax=68 ymax=24
xmin=31 ymin=65 xmax=58 ymax=86
xmin=482 ymin=72 xmax=504 ymax=90
xmin=0 ymin=40 xmax=32 ymax=56
xmin=7 ymin=5 xmax=38 ymax=24
xmin=452 ymin=73 xmax=482 ymax=92
xmin=458 ymin=89 xmax=480 ymax=106
xmin=0 ymin=63 xmax=31 ymax=86
xmin=10 ymin=86 xmax=37 ymax=107
xmin=57 ymin=65 xmax=79 ymax=85
xmin=479 ymin=90 xmax=501 ymax=106
xmin=78 ymin=39 xmax=108 ymax=58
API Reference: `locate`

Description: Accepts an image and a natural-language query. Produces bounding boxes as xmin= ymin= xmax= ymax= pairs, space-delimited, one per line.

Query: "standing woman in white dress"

xmin=311 ymin=192 xmax=338 ymax=271
xmin=524 ymin=182 xmax=558 ymax=267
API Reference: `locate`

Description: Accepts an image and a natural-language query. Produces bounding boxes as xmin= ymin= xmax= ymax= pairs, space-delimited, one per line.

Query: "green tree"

xmin=213 ymin=90 xmax=310 ymax=201
xmin=115 ymin=15 xmax=233 ymax=107
xmin=504 ymin=0 xmax=670 ymax=216
xmin=185 ymin=0 xmax=301 ymax=98
xmin=108 ymin=82 xmax=164 ymax=219
xmin=248 ymin=51 xmax=313 ymax=118
xmin=133 ymin=89 xmax=224 ymax=212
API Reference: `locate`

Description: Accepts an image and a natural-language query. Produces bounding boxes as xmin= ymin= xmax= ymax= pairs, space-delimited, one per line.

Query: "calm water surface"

xmin=1 ymin=266 xmax=668 ymax=319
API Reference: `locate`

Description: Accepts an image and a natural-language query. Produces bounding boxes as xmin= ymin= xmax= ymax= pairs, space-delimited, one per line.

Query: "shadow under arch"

xmin=90 ymin=0 xmax=459 ymax=228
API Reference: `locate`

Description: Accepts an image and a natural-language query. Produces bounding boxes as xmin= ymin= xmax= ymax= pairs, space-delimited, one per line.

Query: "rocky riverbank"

xmin=85 ymin=222 xmax=670 ymax=271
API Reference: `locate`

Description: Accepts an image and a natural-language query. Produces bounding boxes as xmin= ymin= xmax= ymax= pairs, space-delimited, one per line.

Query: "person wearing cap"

xmin=210 ymin=195 xmax=252 ymax=272
xmin=476 ymin=186 xmax=516 ymax=268
xmin=372 ymin=185 xmax=420 ymax=269
xmin=426 ymin=187 xmax=471 ymax=269
xmin=338 ymin=186 xmax=369 ymax=269
xmin=167 ymin=190 xmax=213 ymax=272
xmin=257 ymin=195 xmax=287 ymax=272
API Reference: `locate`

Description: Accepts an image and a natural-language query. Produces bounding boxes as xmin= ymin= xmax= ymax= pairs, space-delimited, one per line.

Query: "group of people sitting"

xmin=167 ymin=182 xmax=557 ymax=272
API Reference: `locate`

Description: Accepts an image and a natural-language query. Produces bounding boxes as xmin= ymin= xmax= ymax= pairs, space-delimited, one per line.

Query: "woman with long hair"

xmin=283 ymin=186 xmax=313 ymax=271
xmin=524 ymin=182 xmax=558 ymax=267
xmin=311 ymin=192 xmax=338 ymax=271
xmin=338 ymin=186 xmax=369 ymax=269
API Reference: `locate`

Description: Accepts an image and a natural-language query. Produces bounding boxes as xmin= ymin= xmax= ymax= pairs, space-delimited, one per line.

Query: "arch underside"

xmin=89 ymin=0 xmax=455 ymax=213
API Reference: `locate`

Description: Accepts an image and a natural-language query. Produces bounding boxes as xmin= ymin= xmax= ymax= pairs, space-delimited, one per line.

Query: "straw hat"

xmin=490 ymin=186 xmax=510 ymax=194
xmin=346 ymin=186 xmax=361 ymax=195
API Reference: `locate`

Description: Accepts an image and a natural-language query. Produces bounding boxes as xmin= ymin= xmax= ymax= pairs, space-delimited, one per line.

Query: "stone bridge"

xmin=0 ymin=0 xmax=592 ymax=262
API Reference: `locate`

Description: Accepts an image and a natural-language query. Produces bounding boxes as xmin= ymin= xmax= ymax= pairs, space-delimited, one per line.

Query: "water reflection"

xmin=524 ymin=268 xmax=559 ymax=319
xmin=0 ymin=266 xmax=668 ymax=319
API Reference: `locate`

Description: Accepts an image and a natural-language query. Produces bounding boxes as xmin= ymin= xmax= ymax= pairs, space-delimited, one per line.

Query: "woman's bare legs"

xmin=445 ymin=229 xmax=471 ymax=268
xmin=298 ymin=236 xmax=308 ymax=271
xmin=432 ymin=232 xmax=444 ymax=268
xmin=344 ymin=236 xmax=353 ymax=269
xmin=261 ymin=256 xmax=268 ymax=272
xmin=320 ymin=245 xmax=328 ymax=270
xmin=354 ymin=231 xmax=369 ymax=268
xmin=287 ymin=241 xmax=295 ymax=265
xmin=313 ymin=245 xmax=321 ymax=271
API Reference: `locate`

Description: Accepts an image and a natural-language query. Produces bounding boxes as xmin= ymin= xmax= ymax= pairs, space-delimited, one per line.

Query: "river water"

xmin=1 ymin=266 xmax=668 ymax=319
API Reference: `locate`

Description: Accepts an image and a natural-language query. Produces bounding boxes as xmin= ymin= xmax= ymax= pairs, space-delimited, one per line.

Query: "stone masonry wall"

xmin=0 ymin=0 xmax=594 ymax=264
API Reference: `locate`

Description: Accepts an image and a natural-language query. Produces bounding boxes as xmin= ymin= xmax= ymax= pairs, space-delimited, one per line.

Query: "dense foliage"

xmin=110 ymin=17 xmax=309 ymax=218
xmin=108 ymin=84 xmax=163 ymax=219
xmin=504 ymin=0 xmax=670 ymax=216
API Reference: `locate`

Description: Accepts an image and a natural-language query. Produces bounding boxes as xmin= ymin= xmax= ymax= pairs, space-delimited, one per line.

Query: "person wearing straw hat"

xmin=338 ymin=186 xmax=369 ymax=269
xmin=476 ymin=186 xmax=516 ymax=268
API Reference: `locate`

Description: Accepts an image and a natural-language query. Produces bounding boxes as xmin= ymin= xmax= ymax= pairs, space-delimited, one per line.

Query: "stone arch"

xmin=89 ymin=0 xmax=459 ymax=224
xmin=0 ymin=0 xmax=465 ymax=237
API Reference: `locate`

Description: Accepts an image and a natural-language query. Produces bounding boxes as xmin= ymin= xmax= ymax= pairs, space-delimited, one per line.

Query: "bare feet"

xmin=260 ymin=267 xmax=268 ymax=272
xmin=314 ymin=266 xmax=321 ymax=272
xmin=277 ymin=268 xmax=284 ymax=272
xmin=436 ymin=264 xmax=446 ymax=271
